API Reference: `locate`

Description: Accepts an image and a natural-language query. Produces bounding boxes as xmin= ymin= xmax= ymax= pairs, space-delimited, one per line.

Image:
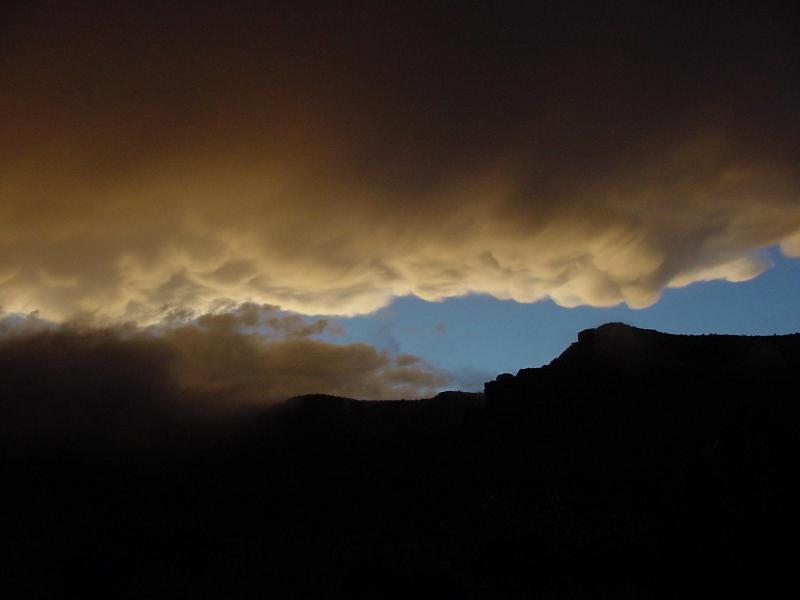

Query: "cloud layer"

xmin=2 ymin=2 xmax=799 ymax=321
xmin=0 ymin=305 xmax=449 ymax=445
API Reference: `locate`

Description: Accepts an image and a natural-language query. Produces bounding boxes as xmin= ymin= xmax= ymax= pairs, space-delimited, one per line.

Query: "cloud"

xmin=0 ymin=305 xmax=450 ymax=447
xmin=158 ymin=304 xmax=449 ymax=402
xmin=1 ymin=2 xmax=799 ymax=321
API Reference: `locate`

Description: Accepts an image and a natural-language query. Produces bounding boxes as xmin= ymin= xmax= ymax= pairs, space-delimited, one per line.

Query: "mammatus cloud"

xmin=0 ymin=304 xmax=450 ymax=446
xmin=1 ymin=2 xmax=799 ymax=321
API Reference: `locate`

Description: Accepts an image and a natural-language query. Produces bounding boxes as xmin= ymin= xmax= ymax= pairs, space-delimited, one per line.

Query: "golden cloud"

xmin=2 ymin=3 xmax=799 ymax=321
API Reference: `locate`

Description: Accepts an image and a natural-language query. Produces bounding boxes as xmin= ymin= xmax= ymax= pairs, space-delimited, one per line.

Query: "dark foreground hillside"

xmin=2 ymin=324 xmax=796 ymax=598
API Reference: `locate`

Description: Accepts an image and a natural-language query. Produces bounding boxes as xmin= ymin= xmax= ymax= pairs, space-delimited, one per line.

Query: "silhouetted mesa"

xmin=487 ymin=322 xmax=800 ymax=408
xmin=2 ymin=324 xmax=795 ymax=597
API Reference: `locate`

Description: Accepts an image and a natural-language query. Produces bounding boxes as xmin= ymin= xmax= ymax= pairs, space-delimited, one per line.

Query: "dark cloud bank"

xmin=0 ymin=304 xmax=448 ymax=450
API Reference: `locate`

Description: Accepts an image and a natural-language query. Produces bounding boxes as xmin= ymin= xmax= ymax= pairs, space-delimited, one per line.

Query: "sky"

xmin=333 ymin=249 xmax=800 ymax=390
xmin=1 ymin=1 xmax=799 ymax=402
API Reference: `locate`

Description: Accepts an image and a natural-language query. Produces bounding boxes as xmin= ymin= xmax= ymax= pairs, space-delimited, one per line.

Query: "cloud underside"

xmin=2 ymin=3 xmax=799 ymax=321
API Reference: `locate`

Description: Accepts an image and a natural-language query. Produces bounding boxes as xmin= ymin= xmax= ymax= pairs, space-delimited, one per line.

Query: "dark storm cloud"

xmin=1 ymin=1 xmax=799 ymax=320
xmin=0 ymin=305 xmax=449 ymax=447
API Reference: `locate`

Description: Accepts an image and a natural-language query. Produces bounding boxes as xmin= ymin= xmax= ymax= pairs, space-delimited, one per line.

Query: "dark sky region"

xmin=2 ymin=1 xmax=799 ymax=401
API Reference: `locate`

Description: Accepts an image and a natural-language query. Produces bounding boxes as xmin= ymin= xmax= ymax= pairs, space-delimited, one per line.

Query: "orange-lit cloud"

xmin=2 ymin=2 xmax=799 ymax=322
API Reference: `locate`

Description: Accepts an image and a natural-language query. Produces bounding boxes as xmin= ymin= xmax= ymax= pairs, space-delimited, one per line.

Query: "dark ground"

xmin=2 ymin=323 xmax=795 ymax=597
